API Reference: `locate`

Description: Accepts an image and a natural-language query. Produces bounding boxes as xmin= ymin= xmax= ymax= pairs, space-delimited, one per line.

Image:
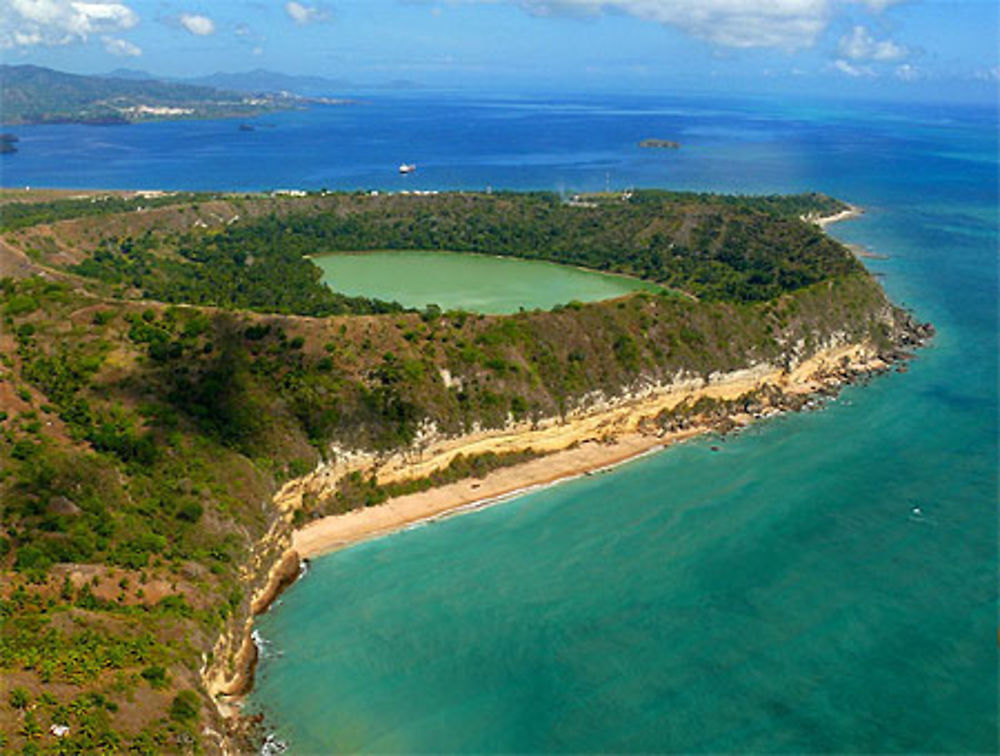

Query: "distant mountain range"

xmin=0 ymin=64 xmax=314 ymax=125
xmin=106 ymin=67 xmax=421 ymax=96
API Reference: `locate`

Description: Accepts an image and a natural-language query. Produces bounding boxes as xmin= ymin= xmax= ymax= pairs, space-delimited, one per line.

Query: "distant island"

xmin=639 ymin=138 xmax=681 ymax=149
xmin=0 ymin=65 xmax=347 ymax=126
xmin=107 ymin=67 xmax=421 ymax=96
xmin=0 ymin=188 xmax=930 ymax=753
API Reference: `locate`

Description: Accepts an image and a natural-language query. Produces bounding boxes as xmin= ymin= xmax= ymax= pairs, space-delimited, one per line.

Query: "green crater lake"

xmin=313 ymin=250 xmax=660 ymax=313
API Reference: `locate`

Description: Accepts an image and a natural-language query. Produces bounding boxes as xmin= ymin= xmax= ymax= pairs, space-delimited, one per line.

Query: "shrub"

xmin=9 ymin=687 xmax=30 ymax=709
xmin=141 ymin=665 xmax=168 ymax=690
xmin=169 ymin=690 xmax=200 ymax=723
xmin=14 ymin=546 xmax=52 ymax=573
xmin=175 ymin=501 xmax=203 ymax=523
xmin=4 ymin=294 xmax=39 ymax=316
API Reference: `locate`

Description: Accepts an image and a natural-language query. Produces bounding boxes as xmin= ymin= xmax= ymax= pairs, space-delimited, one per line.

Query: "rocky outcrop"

xmin=201 ymin=528 xmax=302 ymax=752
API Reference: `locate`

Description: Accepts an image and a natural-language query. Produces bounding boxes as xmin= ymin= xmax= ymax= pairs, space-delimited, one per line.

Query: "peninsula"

xmin=0 ymin=188 xmax=931 ymax=753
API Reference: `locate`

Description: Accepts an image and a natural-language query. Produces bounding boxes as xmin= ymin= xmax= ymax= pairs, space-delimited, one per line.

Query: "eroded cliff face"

xmin=200 ymin=529 xmax=300 ymax=751
xmin=272 ymin=298 xmax=928 ymax=518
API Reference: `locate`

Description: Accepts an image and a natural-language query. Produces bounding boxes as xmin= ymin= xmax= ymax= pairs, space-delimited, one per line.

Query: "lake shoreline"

xmin=310 ymin=247 xmax=665 ymax=314
xmin=310 ymin=247 xmax=694 ymax=305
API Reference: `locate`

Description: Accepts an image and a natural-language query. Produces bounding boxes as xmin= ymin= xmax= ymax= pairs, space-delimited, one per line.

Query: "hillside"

xmin=0 ymin=65 xmax=302 ymax=126
xmin=0 ymin=190 xmax=930 ymax=753
xmin=1 ymin=189 xmax=856 ymax=306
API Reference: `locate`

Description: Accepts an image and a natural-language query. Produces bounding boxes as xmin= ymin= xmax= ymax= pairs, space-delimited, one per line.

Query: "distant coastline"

xmin=0 ymin=64 xmax=355 ymax=127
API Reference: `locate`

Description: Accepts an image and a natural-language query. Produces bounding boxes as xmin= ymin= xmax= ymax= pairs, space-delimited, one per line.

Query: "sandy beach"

xmin=291 ymin=341 xmax=881 ymax=559
xmin=293 ymin=430 xmax=690 ymax=557
xmin=811 ymin=205 xmax=863 ymax=229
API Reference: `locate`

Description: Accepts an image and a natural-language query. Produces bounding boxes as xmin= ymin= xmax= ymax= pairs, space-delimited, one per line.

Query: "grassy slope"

xmin=0 ymin=191 xmax=905 ymax=753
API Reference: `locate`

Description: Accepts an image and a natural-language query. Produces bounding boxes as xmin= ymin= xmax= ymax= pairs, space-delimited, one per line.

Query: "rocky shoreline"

xmin=200 ymin=527 xmax=301 ymax=751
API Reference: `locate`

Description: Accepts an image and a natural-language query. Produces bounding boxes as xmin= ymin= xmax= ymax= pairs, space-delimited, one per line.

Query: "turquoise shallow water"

xmin=250 ymin=365 xmax=996 ymax=752
xmin=244 ymin=95 xmax=997 ymax=753
xmin=312 ymin=250 xmax=659 ymax=313
xmin=6 ymin=92 xmax=996 ymax=752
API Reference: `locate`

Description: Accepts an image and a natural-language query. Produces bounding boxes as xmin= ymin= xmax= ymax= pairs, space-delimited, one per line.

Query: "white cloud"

xmin=832 ymin=58 xmax=873 ymax=77
xmin=449 ymin=0 xmax=906 ymax=50
xmin=1 ymin=0 xmax=139 ymax=48
xmin=285 ymin=1 xmax=331 ymax=25
xmin=103 ymin=34 xmax=140 ymax=55
xmin=516 ymin=0 xmax=830 ymax=49
xmin=178 ymin=12 xmax=215 ymax=36
xmin=838 ymin=25 xmax=907 ymax=61
xmin=12 ymin=30 xmax=42 ymax=45
xmin=893 ymin=63 xmax=921 ymax=81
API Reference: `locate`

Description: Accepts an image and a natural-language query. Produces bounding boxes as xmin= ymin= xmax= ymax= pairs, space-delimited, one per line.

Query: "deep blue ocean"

xmin=4 ymin=92 xmax=996 ymax=752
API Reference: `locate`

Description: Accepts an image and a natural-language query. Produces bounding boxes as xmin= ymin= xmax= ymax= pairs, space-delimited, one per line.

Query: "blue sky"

xmin=2 ymin=0 xmax=997 ymax=101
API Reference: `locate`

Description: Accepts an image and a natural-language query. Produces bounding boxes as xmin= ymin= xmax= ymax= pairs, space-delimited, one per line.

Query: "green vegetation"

xmin=0 ymin=193 xmax=209 ymax=232
xmin=30 ymin=189 xmax=859 ymax=311
xmin=0 ymin=188 xmax=915 ymax=753
xmin=169 ymin=691 xmax=200 ymax=724
xmin=92 ymin=189 xmax=855 ymax=304
xmin=317 ymin=449 xmax=544 ymax=516
xmin=70 ymin=227 xmax=404 ymax=316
